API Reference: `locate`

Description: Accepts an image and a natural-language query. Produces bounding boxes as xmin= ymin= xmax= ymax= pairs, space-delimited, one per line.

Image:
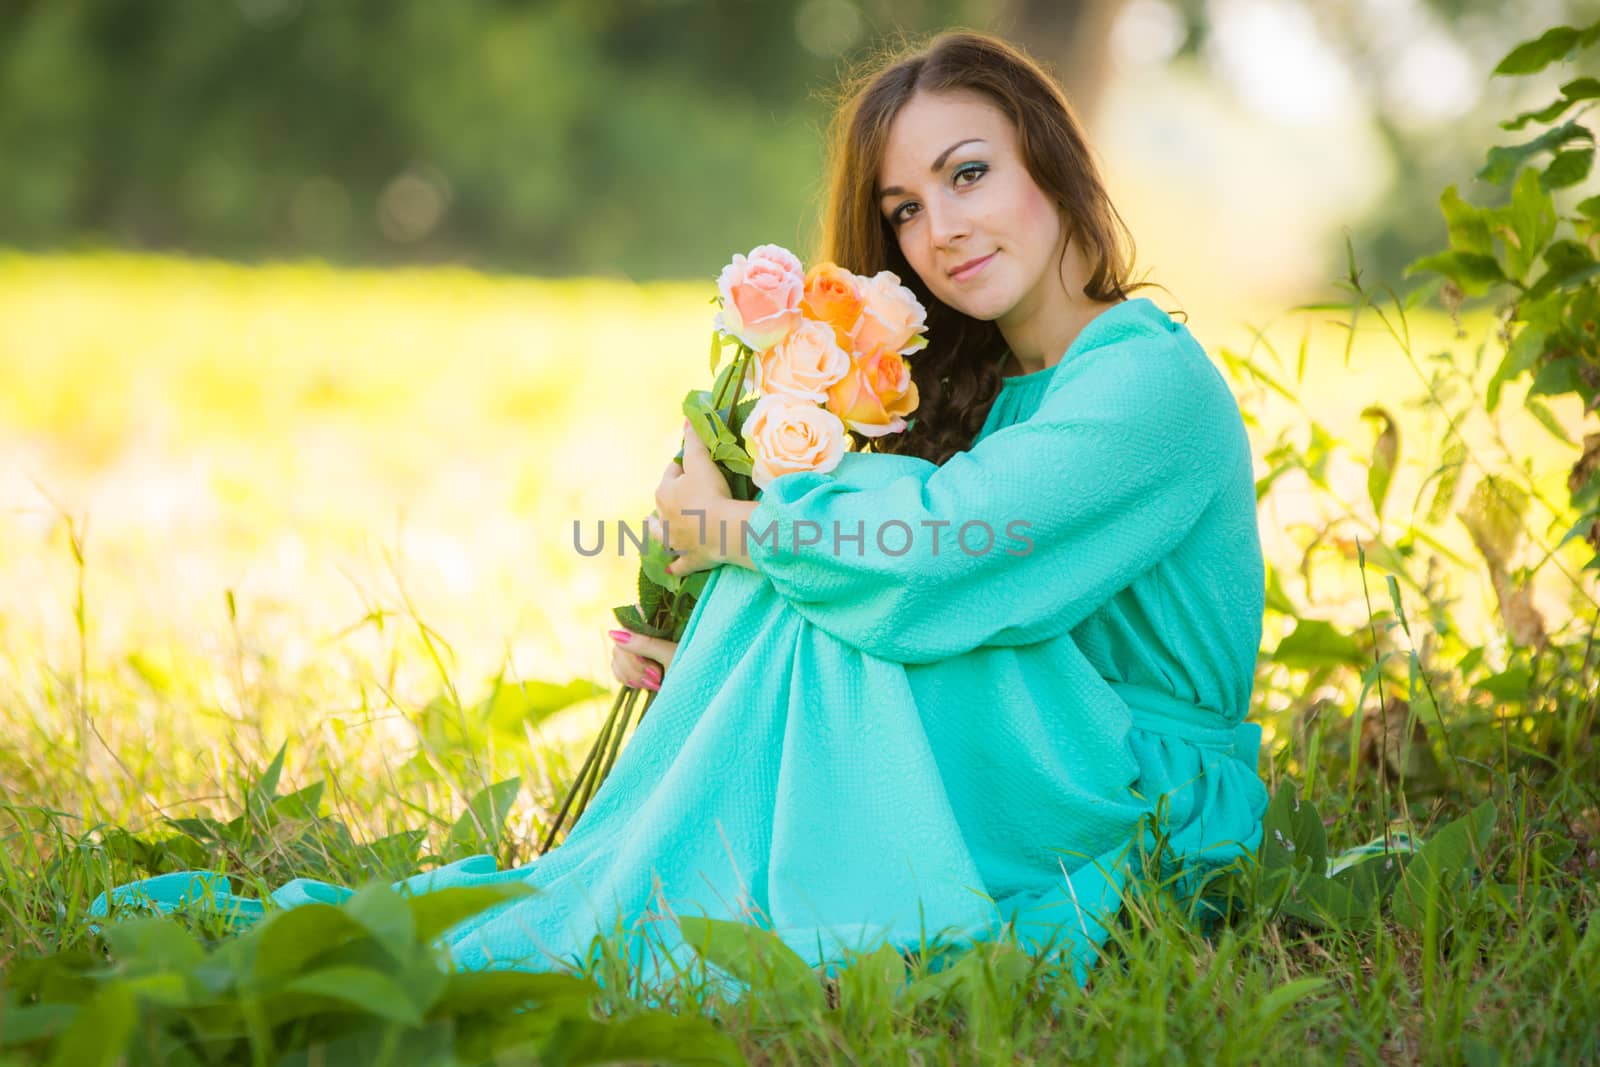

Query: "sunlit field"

xmin=0 ymin=249 xmax=1590 ymax=837
xmin=1 ymin=252 xmax=1596 ymax=1063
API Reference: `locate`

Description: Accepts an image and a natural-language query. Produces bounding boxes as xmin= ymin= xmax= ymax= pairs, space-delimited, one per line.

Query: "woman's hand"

xmin=651 ymin=420 xmax=734 ymax=578
xmin=608 ymin=627 xmax=677 ymax=692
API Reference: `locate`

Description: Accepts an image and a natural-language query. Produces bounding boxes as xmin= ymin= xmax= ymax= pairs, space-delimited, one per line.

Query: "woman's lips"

xmin=949 ymin=252 xmax=995 ymax=281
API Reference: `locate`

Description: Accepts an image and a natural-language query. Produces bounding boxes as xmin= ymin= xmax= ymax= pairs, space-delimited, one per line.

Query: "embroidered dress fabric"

xmin=92 ymin=297 xmax=1270 ymax=998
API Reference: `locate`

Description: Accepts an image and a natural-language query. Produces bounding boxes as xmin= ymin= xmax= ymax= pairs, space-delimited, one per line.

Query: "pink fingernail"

xmin=608 ymin=629 xmax=632 ymax=643
xmin=643 ymin=665 xmax=662 ymax=683
xmin=642 ymin=678 xmax=660 ymax=692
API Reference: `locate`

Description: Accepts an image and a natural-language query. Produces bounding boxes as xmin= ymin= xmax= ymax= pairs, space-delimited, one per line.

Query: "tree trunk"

xmin=994 ymin=0 xmax=1126 ymax=125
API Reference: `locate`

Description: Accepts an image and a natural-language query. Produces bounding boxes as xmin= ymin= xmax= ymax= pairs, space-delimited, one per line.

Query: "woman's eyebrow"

xmin=876 ymin=138 xmax=987 ymax=199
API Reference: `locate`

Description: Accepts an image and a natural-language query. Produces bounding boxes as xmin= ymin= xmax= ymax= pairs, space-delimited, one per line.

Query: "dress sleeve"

xmin=743 ymin=330 xmax=1243 ymax=664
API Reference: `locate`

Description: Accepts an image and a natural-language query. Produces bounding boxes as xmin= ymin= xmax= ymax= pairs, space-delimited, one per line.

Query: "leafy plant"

xmin=1406 ymin=19 xmax=1600 ymax=574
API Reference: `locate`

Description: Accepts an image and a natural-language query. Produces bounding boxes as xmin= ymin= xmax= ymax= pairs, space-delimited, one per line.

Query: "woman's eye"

xmin=890 ymin=164 xmax=987 ymax=225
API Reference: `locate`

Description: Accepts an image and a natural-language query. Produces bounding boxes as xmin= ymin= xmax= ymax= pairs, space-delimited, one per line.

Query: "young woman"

xmin=95 ymin=29 xmax=1269 ymax=997
xmin=605 ymin=28 xmax=1270 ymax=982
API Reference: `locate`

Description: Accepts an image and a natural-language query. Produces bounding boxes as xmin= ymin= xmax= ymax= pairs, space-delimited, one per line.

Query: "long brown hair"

xmin=814 ymin=29 xmax=1154 ymax=465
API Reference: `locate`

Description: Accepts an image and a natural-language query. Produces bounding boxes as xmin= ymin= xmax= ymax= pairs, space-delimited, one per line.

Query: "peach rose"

xmin=744 ymin=392 xmax=847 ymax=490
xmin=714 ymin=244 xmax=806 ymax=352
xmin=826 ymin=347 xmax=920 ymax=438
xmin=753 ymin=317 xmax=851 ymax=403
xmin=850 ymin=269 xmax=929 ymax=357
xmin=801 ymin=262 xmax=866 ymax=349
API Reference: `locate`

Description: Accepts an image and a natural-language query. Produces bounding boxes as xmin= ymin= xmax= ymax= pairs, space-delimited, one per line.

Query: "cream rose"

xmin=753 ymin=317 xmax=851 ymax=403
xmin=850 ymin=269 xmax=929 ymax=357
xmin=713 ymin=244 xmax=806 ymax=352
xmin=743 ymin=392 xmax=847 ymax=490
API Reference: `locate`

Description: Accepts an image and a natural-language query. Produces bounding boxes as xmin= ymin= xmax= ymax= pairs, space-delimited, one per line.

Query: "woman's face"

xmin=876 ymin=88 xmax=1068 ymax=324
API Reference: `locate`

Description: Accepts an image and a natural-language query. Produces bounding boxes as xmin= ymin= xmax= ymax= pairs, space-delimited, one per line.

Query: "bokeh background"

xmin=4 ymin=0 xmax=1590 ymax=298
xmin=1 ymin=0 xmax=1595 ymax=825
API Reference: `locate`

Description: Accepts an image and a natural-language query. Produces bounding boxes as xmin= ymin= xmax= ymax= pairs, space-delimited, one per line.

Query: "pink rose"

xmin=744 ymin=393 xmax=847 ymax=490
xmin=714 ymin=244 xmax=806 ymax=352
xmin=850 ymin=270 xmax=929 ymax=357
xmin=753 ymin=317 xmax=852 ymax=403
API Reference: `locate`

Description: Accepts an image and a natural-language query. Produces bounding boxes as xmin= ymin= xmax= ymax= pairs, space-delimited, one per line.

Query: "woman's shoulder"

xmin=1043 ymin=313 xmax=1223 ymax=401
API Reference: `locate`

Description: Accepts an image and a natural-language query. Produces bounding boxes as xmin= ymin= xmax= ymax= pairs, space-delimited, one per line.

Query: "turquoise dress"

xmin=92 ymin=296 xmax=1268 ymax=995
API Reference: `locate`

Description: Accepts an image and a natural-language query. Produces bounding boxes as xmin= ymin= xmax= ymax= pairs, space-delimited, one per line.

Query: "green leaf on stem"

xmin=1493 ymin=26 xmax=1581 ymax=77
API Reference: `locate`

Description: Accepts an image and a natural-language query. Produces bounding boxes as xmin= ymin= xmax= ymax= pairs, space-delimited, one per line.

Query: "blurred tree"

xmin=0 ymin=0 xmax=996 ymax=279
xmin=996 ymin=0 xmax=1125 ymax=120
xmin=2 ymin=0 xmax=1592 ymax=284
xmin=1155 ymin=0 xmax=1600 ymax=285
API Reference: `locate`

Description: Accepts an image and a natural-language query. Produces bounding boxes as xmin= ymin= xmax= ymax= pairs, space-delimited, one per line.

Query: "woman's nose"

xmin=925 ymin=198 xmax=971 ymax=248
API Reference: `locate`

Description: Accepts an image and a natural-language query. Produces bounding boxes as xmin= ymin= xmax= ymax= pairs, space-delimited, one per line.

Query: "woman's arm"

xmin=739 ymin=331 xmax=1246 ymax=664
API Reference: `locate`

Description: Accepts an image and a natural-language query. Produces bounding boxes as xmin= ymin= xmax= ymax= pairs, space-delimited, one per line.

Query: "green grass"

xmin=0 ymin=252 xmax=1596 ymax=1065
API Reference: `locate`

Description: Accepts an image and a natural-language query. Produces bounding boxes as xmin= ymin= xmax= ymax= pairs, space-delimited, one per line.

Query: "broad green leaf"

xmin=119 ymin=972 xmax=191 ymax=1008
xmin=712 ymin=439 xmax=754 ymax=477
xmin=0 ymin=1004 xmax=78 ymax=1046
xmin=1493 ymin=26 xmax=1581 ymax=76
xmin=1392 ymin=802 xmax=1496 ymax=929
xmin=836 ymin=943 xmax=910 ymax=1020
xmin=1500 ymin=77 xmax=1600 ymax=131
xmin=1478 ymin=122 xmax=1593 ymax=185
xmin=1472 ymin=665 xmax=1532 ymax=702
xmin=1260 ymin=781 xmax=1328 ymax=878
xmin=638 ymin=568 xmax=666 ymax=620
xmin=1526 ymin=238 xmax=1600 ymax=301
xmin=1500 ymin=166 xmax=1557 ymax=281
xmin=1487 ymin=324 xmax=1549 ymax=411
xmin=1361 ymin=406 xmax=1399 ymax=521
xmin=1329 ymin=850 xmax=1406 ymax=909
xmin=1403 ymin=251 xmax=1504 ymax=298
xmin=480 ymin=679 xmax=602 ymax=735
xmin=1278 ymin=871 xmax=1367 ymax=928
xmin=252 ymin=903 xmax=370 ymax=983
xmin=408 ymin=883 xmax=538 ymax=945
xmin=445 ymin=778 xmax=521 ymax=860
xmin=1530 ymin=356 xmax=1581 ymax=397
xmin=1544 ymin=146 xmax=1596 ymax=188
xmin=637 ymin=523 xmax=682 ymax=596
xmin=1272 ymin=619 xmax=1366 ymax=671
xmin=1439 ymin=186 xmax=1493 ymax=256
xmin=283 ymin=966 xmax=423 ymax=1026
xmin=270 ymin=781 xmax=325 ymax=822
xmin=676 ymin=915 xmax=827 ymax=1022
xmin=612 ymin=601 xmax=671 ymax=639
xmin=678 ymin=569 xmax=712 ymax=602
xmin=1562 ymin=75 xmax=1600 ymax=100
xmin=345 ymin=883 xmax=416 ymax=964
xmin=45 ymin=984 xmax=135 ymax=1067
xmin=100 ymin=917 xmax=205 ymax=974
xmin=1503 ymin=94 xmax=1581 ymax=132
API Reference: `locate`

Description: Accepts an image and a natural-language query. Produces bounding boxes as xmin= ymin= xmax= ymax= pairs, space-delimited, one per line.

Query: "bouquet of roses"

xmin=539 ymin=243 xmax=929 ymax=850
